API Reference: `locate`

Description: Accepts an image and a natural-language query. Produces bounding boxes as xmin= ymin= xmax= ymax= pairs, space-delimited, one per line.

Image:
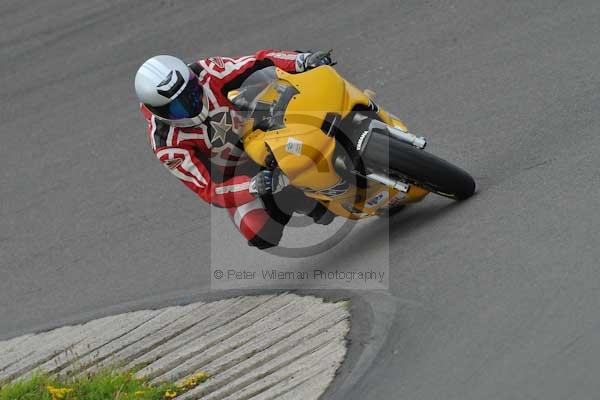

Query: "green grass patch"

xmin=0 ymin=370 xmax=178 ymax=400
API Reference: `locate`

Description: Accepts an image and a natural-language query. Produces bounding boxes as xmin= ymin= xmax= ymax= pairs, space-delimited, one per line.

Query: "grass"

xmin=0 ymin=370 xmax=181 ymax=400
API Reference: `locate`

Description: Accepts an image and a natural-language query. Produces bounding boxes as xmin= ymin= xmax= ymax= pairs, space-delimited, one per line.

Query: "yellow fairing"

xmin=241 ymin=66 xmax=429 ymax=219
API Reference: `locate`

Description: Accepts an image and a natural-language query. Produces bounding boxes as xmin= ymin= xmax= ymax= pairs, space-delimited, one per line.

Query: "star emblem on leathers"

xmin=209 ymin=112 xmax=233 ymax=147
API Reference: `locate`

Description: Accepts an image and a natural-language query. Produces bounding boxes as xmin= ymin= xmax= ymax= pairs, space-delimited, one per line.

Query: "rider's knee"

xmin=247 ymin=218 xmax=284 ymax=249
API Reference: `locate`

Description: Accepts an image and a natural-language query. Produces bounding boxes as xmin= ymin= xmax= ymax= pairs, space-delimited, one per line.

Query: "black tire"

xmin=386 ymin=140 xmax=476 ymax=200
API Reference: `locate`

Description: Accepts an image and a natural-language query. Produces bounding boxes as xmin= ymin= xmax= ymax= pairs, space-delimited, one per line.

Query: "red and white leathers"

xmin=141 ymin=49 xmax=308 ymax=246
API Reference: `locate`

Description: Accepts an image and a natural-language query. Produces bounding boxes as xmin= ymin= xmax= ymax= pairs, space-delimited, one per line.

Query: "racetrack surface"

xmin=2 ymin=1 xmax=600 ymax=399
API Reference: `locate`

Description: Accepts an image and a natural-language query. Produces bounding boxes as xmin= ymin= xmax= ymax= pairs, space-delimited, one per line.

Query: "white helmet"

xmin=134 ymin=55 xmax=208 ymax=127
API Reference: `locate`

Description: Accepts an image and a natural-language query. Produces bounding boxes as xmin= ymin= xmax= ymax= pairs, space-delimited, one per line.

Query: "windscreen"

xmin=229 ymin=67 xmax=299 ymax=131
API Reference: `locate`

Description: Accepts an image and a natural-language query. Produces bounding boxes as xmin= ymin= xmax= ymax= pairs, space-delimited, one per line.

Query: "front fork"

xmin=335 ymin=113 xmax=428 ymax=194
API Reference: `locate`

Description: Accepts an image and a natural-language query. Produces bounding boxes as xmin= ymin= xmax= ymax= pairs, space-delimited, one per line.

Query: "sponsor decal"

xmin=286 ymin=137 xmax=303 ymax=155
xmin=388 ymin=192 xmax=407 ymax=206
xmin=215 ymin=182 xmax=250 ymax=194
xmin=157 ymin=70 xmax=185 ymax=99
xmin=342 ymin=202 xmax=370 ymax=218
xmin=356 ymin=130 xmax=369 ymax=151
xmin=302 ymin=179 xmax=349 ymax=198
xmin=296 ymin=53 xmax=308 ymax=71
xmin=163 ymin=158 xmax=183 ymax=170
xmin=267 ymin=52 xmax=298 ymax=61
xmin=209 ymin=112 xmax=233 ymax=147
xmin=368 ymin=99 xmax=379 ymax=112
xmin=365 ymin=191 xmax=389 ymax=208
xmin=210 ymin=57 xmax=225 ymax=68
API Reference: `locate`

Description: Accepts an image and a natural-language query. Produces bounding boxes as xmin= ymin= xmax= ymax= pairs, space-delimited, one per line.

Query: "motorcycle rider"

xmin=134 ymin=49 xmax=335 ymax=249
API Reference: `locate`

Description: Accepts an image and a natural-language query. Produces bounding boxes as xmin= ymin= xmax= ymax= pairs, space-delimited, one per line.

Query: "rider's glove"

xmin=297 ymin=50 xmax=335 ymax=71
xmin=249 ymin=169 xmax=289 ymax=196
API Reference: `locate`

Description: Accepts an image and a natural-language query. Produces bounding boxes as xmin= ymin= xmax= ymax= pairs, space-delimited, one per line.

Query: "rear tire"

xmin=387 ymin=140 xmax=476 ymax=200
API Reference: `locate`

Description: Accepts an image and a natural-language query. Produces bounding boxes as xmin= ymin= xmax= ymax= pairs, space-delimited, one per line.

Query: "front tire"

xmin=387 ymin=140 xmax=476 ymax=200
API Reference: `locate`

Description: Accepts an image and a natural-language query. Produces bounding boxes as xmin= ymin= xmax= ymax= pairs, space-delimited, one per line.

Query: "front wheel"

xmin=387 ymin=140 xmax=476 ymax=200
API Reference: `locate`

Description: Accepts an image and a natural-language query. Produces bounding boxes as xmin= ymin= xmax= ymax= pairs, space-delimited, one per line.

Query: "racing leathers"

xmin=141 ymin=49 xmax=329 ymax=248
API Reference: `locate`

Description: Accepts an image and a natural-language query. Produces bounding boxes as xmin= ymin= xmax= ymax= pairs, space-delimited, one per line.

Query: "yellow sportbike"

xmin=229 ymin=66 xmax=475 ymax=220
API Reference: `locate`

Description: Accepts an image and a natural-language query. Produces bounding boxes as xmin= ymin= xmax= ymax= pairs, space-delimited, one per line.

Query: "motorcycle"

xmin=228 ymin=65 xmax=475 ymax=220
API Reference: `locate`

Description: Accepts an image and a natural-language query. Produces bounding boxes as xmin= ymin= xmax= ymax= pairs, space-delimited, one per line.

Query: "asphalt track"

xmin=2 ymin=0 xmax=600 ymax=399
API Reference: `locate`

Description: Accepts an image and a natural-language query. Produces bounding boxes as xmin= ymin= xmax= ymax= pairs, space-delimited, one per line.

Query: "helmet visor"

xmin=147 ymin=74 xmax=205 ymax=121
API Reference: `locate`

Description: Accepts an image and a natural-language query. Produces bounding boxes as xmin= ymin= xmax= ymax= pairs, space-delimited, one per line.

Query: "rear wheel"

xmin=387 ymin=140 xmax=476 ymax=200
